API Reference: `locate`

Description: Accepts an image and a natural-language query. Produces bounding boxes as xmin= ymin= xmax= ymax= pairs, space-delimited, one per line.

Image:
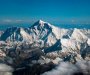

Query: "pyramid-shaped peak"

xmin=39 ymin=19 xmax=44 ymax=22
xmin=32 ymin=20 xmax=46 ymax=27
xmin=38 ymin=19 xmax=45 ymax=24
xmin=31 ymin=20 xmax=56 ymax=30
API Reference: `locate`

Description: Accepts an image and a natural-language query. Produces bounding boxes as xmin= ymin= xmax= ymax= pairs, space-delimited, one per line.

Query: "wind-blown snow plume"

xmin=42 ymin=60 xmax=90 ymax=75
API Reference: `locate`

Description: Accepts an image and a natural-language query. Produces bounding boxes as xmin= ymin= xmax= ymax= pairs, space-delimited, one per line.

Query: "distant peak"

xmin=31 ymin=20 xmax=55 ymax=29
xmin=38 ymin=19 xmax=45 ymax=24
xmin=32 ymin=20 xmax=45 ymax=27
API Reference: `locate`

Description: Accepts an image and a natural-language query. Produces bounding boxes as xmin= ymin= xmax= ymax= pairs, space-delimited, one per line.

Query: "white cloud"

xmin=42 ymin=62 xmax=78 ymax=75
xmin=42 ymin=60 xmax=90 ymax=75
xmin=3 ymin=19 xmax=12 ymax=23
xmin=0 ymin=64 xmax=13 ymax=72
xmin=0 ymin=64 xmax=13 ymax=75
xmin=2 ymin=19 xmax=25 ymax=23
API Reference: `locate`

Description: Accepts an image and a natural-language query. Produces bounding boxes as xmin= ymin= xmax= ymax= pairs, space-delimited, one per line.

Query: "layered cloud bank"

xmin=0 ymin=64 xmax=13 ymax=75
xmin=42 ymin=60 xmax=90 ymax=75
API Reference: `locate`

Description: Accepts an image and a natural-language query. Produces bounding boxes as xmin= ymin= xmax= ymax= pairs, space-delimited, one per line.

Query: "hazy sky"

xmin=0 ymin=0 xmax=90 ymax=24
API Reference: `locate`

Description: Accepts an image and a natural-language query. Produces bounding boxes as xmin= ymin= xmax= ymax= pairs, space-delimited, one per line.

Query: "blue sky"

xmin=0 ymin=0 xmax=90 ymax=24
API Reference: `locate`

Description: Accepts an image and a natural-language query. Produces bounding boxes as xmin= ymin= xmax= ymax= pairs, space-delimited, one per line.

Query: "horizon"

xmin=0 ymin=20 xmax=90 ymax=30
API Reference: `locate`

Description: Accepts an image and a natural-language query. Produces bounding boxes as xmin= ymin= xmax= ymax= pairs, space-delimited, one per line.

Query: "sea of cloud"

xmin=0 ymin=64 xmax=13 ymax=75
xmin=42 ymin=60 xmax=90 ymax=75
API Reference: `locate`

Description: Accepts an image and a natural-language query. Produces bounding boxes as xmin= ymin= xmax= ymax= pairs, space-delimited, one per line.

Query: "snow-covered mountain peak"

xmin=28 ymin=20 xmax=72 ymax=46
xmin=31 ymin=20 xmax=53 ymax=30
xmin=0 ymin=20 xmax=71 ymax=45
xmin=0 ymin=20 xmax=90 ymax=48
xmin=39 ymin=19 xmax=45 ymax=24
xmin=33 ymin=20 xmax=45 ymax=26
xmin=0 ymin=27 xmax=33 ymax=43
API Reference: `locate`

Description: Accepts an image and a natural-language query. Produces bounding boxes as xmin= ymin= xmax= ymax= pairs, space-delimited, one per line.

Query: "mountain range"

xmin=0 ymin=20 xmax=90 ymax=65
xmin=0 ymin=20 xmax=90 ymax=46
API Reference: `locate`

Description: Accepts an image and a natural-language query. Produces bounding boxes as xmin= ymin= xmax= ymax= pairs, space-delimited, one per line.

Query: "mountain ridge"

xmin=0 ymin=20 xmax=90 ymax=47
xmin=0 ymin=20 xmax=90 ymax=69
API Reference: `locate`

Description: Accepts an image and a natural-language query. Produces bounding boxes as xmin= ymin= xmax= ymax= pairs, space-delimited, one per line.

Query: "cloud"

xmin=15 ymin=20 xmax=23 ymax=22
xmin=0 ymin=64 xmax=13 ymax=75
xmin=42 ymin=62 xmax=78 ymax=75
xmin=71 ymin=20 xmax=75 ymax=23
xmin=0 ymin=64 xmax=13 ymax=72
xmin=3 ymin=19 xmax=24 ymax=23
xmin=42 ymin=60 xmax=90 ymax=75
xmin=0 ymin=19 xmax=33 ymax=24
xmin=3 ymin=19 xmax=12 ymax=23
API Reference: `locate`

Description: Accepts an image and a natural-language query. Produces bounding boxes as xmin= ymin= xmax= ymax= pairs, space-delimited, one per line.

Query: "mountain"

xmin=28 ymin=20 xmax=59 ymax=46
xmin=44 ymin=39 xmax=62 ymax=53
xmin=28 ymin=20 xmax=72 ymax=46
xmin=0 ymin=27 xmax=33 ymax=43
xmin=0 ymin=20 xmax=90 ymax=69
xmin=71 ymin=28 xmax=90 ymax=43
xmin=0 ymin=20 xmax=90 ymax=47
xmin=0 ymin=20 xmax=71 ymax=46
